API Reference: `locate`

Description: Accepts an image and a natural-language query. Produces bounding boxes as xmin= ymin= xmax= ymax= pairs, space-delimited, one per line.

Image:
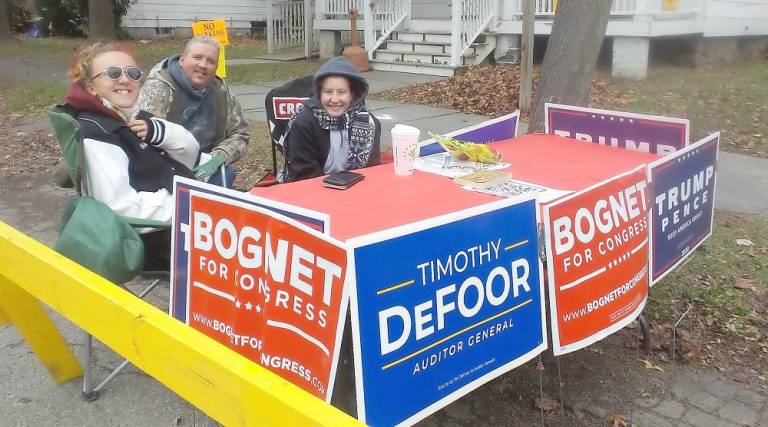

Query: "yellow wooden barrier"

xmin=0 ymin=305 xmax=9 ymax=326
xmin=0 ymin=221 xmax=361 ymax=427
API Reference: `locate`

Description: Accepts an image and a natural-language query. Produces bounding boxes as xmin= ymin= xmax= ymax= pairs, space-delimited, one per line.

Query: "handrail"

xmin=451 ymin=0 xmax=496 ymax=66
xmin=0 ymin=221 xmax=361 ymax=426
xmin=267 ymin=0 xmax=311 ymax=54
xmin=364 ymin=0 xmax=409 ymax=59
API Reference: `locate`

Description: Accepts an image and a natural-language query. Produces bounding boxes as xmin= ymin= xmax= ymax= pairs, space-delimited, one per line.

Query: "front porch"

xmin=267 ymin=0 xmax=764 ymax=78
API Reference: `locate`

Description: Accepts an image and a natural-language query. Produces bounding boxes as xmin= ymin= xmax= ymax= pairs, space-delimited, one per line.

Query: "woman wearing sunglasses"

xmin=63 ymin=42 xmax=199 ymax=270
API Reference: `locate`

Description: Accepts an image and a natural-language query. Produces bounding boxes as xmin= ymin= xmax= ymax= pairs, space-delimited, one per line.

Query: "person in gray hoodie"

xmin=137 ymin=36 xmax=249 ymax=188
xmin=282 ymin=56 xmax=381 ymax=182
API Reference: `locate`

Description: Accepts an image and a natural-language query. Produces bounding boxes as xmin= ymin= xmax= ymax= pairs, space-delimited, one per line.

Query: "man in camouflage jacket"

xmin=138 ymin=36 xmax=249 ymax=187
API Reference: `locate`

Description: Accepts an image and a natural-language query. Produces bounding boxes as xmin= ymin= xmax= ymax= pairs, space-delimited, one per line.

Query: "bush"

xmin=34 ymin=0 xmax=136 ymax=37
xmin=7 ymin=0 xmax=34 ymax=34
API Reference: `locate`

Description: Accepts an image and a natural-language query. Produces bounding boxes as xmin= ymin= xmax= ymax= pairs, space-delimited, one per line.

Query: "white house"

xmin=314 ymin=0 xmax=768 ymax=78
xmin=123 ymin=0 xmax=267 ymax=38
xmin=123 ymin=0 xmax=768 ymax=79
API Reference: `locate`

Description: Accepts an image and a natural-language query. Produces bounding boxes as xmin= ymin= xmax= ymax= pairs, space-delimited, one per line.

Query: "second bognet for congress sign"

xmin=171 ymin=181 xmax=347 ymax=401
xmin=348 ymin=196 xmax=547 ymax=427
xmin=544 ymin=166 xmax=650 ymax=355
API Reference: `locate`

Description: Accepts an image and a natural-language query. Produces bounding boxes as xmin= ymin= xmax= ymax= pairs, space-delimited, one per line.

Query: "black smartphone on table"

xmin=322 ymin=171 xmax=365 ymax=190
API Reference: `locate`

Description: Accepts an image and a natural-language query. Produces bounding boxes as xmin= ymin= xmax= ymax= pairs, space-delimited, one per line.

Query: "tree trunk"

xmin=0 ymin=0 xmax=12 ymax=41
xmin=529 ymin=0 xmax=612 ymax=132
xmin=88 ymin=0 xmax=117 ymax=39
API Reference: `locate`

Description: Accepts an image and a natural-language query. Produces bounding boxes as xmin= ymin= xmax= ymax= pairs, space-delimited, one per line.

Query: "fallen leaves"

xmin=736 ymin=238 xmax=755 ymax=246
xmin=374 ymin=65 xmax=526 ymax=117
xmin=733 ymin=277 xmax=755 ymax=290
xmin=534 ymin=397 xmax=559 ymax=412
xmin=373 ymin=64 xmax=637 ymax=119
xmin=610 ymin=413 xmax=630 ymax=427
xmin=639 ymin=359 xmax=664 ymax=372
xmin=375 ymin=62 xmax=768 ymax=159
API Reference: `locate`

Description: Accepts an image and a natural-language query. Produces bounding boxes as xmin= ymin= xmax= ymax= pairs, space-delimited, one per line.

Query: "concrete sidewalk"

xmin=232 ymin=70 xmax=768 ymax=216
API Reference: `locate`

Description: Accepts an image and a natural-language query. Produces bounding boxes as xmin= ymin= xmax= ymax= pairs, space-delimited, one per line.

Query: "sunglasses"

xmin=90 ymin=66 xmax=143 ymax=82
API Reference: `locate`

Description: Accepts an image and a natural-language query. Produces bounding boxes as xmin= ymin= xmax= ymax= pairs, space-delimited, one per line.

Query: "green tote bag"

xmin=54 ymin=196 xmax=145 ymax=284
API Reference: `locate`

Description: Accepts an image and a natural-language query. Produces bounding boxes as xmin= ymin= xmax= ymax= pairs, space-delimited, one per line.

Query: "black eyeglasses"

xmin=90 ymin=66 xmax=143 ymax=82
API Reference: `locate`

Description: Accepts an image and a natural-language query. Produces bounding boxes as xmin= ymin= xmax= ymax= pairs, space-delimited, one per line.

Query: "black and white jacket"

xmin=77 ymin=111 xmax=198 ymax=223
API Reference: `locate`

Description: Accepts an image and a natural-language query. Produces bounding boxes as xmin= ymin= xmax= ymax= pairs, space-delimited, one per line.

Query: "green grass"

xmin=0 ymin=37 xmax=77 ymax=59
xmin=647 ymin=211 xmax=768 ymax=339
xmin=232 ymin=121 xmax=278 ymax=190
xmin=1 ymin=81 xmax=68 ymax=113
xmin=226 ymin=60 xmax=320 ymax=85
xmin=602 ymin=61 xmax=768 ymax=158
xmin=134 ymin=40 xmax=269 ymax=69
xmin=0 ymin=36 xmax=272 ymax=74
xmin=0 ymin=36 xmax=314 ymax=110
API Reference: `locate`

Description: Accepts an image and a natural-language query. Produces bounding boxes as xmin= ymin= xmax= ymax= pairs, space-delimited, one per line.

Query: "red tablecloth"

xmin=250 ymin=134 xmax=659 ymax=240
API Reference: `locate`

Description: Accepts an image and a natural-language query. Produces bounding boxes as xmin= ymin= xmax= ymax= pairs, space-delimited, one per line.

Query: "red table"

xmin=250 ymin=134 xmax=660 ymax=241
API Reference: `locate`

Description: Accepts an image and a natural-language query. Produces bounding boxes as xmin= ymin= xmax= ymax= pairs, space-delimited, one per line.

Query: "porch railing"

xmin=317 ymin=0 xmax=366 ymax=17
xmin=267 ymin=0 xmax=315 ymax=55
xmin=519 ymin=0 xmax=638 ymax=16
xmin=610 ymin=0 xmax=637 ymax=15
xmin=451 ymin=0 xmax=496 ymax=66
xmin=364 ymin=0 xmax=410 ymax=59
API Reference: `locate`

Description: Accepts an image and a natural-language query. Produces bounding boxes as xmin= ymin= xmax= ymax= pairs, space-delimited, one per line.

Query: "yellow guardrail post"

xmin=0 ymin=274 xmax=83 ymax=382
xmin=0 ymin=220 xmax=362 ymax=426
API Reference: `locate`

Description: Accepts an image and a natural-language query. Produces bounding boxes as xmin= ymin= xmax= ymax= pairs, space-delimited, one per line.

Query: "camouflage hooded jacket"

xmin=137 ymin=57 xmax=250 ymax=164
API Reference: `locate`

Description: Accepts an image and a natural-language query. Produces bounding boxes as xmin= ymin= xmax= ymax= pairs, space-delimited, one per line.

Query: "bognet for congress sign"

xmin=543 ymin=166 xmax=650 ymax=355
xmin=170 ymin=178 xmax=346 ymax=401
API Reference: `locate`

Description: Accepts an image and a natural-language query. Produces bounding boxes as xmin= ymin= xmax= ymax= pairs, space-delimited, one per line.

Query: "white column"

xmin=612 ymin=37 xmax=650 ymax=80
xmin=318 ymin=30 xmax=342 ymax=58
xmin=267 ymin=1 xmax=274 ymax=54
xmin=451 ymin=0 xmax=462 ymax=66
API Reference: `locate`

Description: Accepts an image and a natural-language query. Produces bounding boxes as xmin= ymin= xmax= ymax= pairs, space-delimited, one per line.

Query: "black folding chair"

xmin=256 ymin=75 xmax=314 ymax=186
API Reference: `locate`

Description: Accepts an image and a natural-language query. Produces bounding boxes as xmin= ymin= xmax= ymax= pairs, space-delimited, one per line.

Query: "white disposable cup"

xmin=391 ymin=124 xmax=420 ymax=176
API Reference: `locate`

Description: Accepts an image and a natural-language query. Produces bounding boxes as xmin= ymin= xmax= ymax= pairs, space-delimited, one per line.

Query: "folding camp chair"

xmin=48 ymin=105 xmax=170 ymax=401
xmin=256 ymin=75 xmax=315 ymax=186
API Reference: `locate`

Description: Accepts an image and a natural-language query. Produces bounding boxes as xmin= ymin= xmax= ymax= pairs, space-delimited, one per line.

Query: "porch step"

xmin=369 ymin=25 xmax=493 ymax=77
xmin=407 ymin=19 xmax=452 ymax=33
xmin=395 ymin=31 xmax=452 ymax=44
xmin=374 ymin=49 xmax=477 ymax=66
xmin=369 ymin=59 xmax=462 ymax=77
xmin=386 ymin=34 xmax=489 ymax=56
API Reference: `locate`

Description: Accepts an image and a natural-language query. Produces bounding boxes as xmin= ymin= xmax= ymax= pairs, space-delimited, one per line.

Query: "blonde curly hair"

xmin=68 ymin=42 xmax=134 ymax=85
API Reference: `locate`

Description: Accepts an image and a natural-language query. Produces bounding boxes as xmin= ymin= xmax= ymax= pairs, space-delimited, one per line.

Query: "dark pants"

xmin=207 ymin=164 xmax=236 ymax=188
xmin=140 ymin=229 xmax=172 ymax=272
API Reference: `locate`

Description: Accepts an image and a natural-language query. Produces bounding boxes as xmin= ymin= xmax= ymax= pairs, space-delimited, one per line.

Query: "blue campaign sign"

xmin=170 ymin=177 xmax=329 ymax=322
xmin=648 ymin=133 xmax=719 ymax=284
xmin=347 ymin=196 xmax=546 ymax=426
xmin=419 ymin=111 xmax=519 ymax=156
